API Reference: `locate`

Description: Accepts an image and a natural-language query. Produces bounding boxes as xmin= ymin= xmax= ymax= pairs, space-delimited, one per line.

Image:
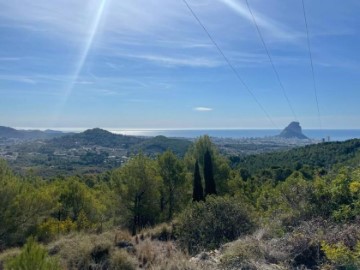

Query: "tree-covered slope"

xmin=48 ymin=128 xmax=144 ymax=149
xmin=131 ymin=135 xmax=192 ymax=156
xmin=236 ymin=139 xmax=360 ymax=173
xmin=0 ymin=126 xmax=67 ymax=140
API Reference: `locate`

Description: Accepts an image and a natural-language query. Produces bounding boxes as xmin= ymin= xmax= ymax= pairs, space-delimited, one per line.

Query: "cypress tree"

xmin=204 ymin=150 xmax=217 ymax=196
xmin=192 ymin=160 xmax=204 ymax=202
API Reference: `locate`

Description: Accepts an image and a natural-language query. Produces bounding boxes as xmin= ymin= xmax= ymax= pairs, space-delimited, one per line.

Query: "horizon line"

xmin=12 ymin=126 xmax=360 ymax=132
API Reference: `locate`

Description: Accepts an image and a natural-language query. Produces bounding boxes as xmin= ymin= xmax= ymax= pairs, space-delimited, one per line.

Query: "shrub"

xmin=175 ymin=196 xmax=255 ymax=254
xmin=135 ymin=239 xmax=195 ymax=269
xmin=139 ymin=223 xmax=174 ymax=241
xmin=4 ymin=237 xmax=61 ymax=270
xmin=47 ymin=232 xmax=114 ymax=270
xmin=110 ymin=250 xmax=137 ymax=270
xmin=321 ymin=241 xmax=360 ymax=269
xmin=76 ymin=210 xmax=91 ymax=231
xmin=37 ymin=217 xmax=77 ymax=242
xmin=0 ymin=248 xmax=20 ymax=270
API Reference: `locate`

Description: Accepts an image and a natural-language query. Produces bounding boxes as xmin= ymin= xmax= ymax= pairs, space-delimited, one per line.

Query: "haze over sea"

xmin=108 ymin=129 xmax=360 ymax=141
xmin=17 ymin=128 xmax=360 ymax=142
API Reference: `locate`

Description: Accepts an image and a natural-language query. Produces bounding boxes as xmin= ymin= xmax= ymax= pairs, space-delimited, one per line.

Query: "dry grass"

xmin=220 ymin=220 xmax=335 ymax=269
xmin=5 ymin=219 xmax=356 ymax=270
xmin=139 ymin=223 xmax=174 ymax=242
xmin=114 ymin=229 xmax=133 ymax=244
xmin=135 ymin=238 xmax=201 ymax=270
xmin=42 ymin=227 xmax=198 ymax=270
xmin=110 ymin=250 xmax=137 ymax=270
xmin=220 ymin=229 xmax=289 ymax=269
xmin=47 ymin=229 xmax=136 ymax=270
xmin=0 ymin=248 xmax=20 ymax=269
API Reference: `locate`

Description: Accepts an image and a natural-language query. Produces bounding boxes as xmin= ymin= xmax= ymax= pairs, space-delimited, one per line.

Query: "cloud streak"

xmin=119 ymin=53 xmax=222 ymax=68
xmin=194 ymin=107 xmax=213 ymax=111
xmin=0 ymin=57 xmax=21 ymax=61
xmin=218 ymin=0 xmax=301 ymax=41
xmin=0 ymin=75 xmax=37 ymax=84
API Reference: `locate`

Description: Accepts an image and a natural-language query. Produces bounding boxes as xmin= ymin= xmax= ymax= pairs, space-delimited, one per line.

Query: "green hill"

xmin=0 ymin=126 xmax=67 ymax=140
xmin=235 ymin=139 xmax=360 ymax=173
xmin=131 ymin=135 xmax=192 ymax=156
xmin=49 ymin=128 xmax=143 ymax=149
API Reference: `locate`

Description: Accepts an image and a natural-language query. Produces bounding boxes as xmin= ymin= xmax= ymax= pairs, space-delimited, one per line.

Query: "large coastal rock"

xmin=279 ymin=122 xmax=308 ymax=139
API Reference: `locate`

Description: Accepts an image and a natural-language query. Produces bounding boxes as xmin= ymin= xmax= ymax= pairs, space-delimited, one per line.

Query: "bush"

xmin=135 ymin=239 xmax=195 ymax=269
xmin=47 ymin=232 xmax=114 ymax=270
xmin=4 ymin=237 xmax=61 ymax=270
xmin=37 ymin=217 xmax=77 ymax=242
xmin=176 ymin=196 xmax=255 ymax=254
xmin=322 ymin=241 xmax=360 ymax=269
xmin=110 ymin=250 xmax=137 ymax=270
xmin=139 ymin=223 xmax=174 ymax=242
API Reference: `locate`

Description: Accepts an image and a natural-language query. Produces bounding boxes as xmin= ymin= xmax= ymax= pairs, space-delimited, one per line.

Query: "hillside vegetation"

xmin=1 ymin=135 xmax=360 ymax=269
xmin=4 ymin=128 xmax=191 ymax=177
xmin=235 ymin=139 xmax=360 ymax=173
xmin=0 ymin=126 xmax=67 ymax=140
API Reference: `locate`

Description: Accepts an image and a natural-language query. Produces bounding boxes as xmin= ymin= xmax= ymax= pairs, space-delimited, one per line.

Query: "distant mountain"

xmin=47 ymin=128 xmax=191 ymax=155
xmin=0 ymin=126 xmax=20 ymax=138
xmin=48 ymin=128 xmax=143 ymax=149
xmin=0 ymin=126 xmax=67 ymax=140
xmin=278 ymin=122 xmax=308 ymax=139
xmin=44 ymin=129 xmax=64 ymax=134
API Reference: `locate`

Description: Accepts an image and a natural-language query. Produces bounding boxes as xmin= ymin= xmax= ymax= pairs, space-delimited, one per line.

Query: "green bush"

xmin=175 ymin=196 xmax=255 ymax=254
xmin=36 ymin=217 xmax=77 ymax=242
xmin=322 ymin=241 xmax=360 ymax=270
xmin=5 ymin=237 xmax=61 ymax=270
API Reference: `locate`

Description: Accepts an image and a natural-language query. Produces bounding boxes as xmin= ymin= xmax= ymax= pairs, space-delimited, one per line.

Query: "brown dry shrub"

xmin=47 ymin=232 xmax=114 ymax=269
xmin=139 ymin=223 xmax=174 ymax=242
xmin=135 ymin=238 xmax=198 ymax=269
xmin=110 ymin=250 xmax=137 ymax=270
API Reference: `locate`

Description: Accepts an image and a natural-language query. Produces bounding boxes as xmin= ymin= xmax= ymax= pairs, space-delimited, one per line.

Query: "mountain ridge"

xmin=0 ymin=126 xmax=68 ymax=140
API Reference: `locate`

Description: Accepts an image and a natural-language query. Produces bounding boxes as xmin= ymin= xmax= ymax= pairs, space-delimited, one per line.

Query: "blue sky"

xmin=1 ymin=0 xmax=360 ymax=129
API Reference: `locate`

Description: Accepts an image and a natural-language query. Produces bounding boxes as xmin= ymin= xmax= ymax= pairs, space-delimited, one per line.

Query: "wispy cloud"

xmin=119 ymin=53 xmax=221 ymax=68
xmin=0 ymin=23 xmax=48 ymax=32
xmin=0 ymin=57 xmax=21 ymax=61
xmin=105 ymin=62 xmax=124 ymax=70
xmin=218 ymin=0 xmax=301 ymax=41
xmin=0 ymin=75 xmax=37 ymax=84
xmin=194 ymin=107 xmax=213 ymax=111
xmin=75 ymin=80 xmax=94 ymax=85
xmin=94 ymin=89 xmax=118 ymax=96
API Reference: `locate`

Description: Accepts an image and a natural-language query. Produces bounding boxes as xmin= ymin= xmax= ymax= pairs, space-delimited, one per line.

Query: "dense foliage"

xmin=5 ymin=237 xmax=61 ymax=270
xmin=235 ymin=139 xmax=360 ymax=174
xmin=192 ymin=161 xmax=204 ymax=202
xmin=1 ymin=136 xmax=360 ymax=269
xmin=176 ymin=196 xmax=254 ymax=254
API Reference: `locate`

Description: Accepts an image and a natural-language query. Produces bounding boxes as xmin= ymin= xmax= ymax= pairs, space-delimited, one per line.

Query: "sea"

xmin=108 ymin=129 xmax=360 ymax=142
xmin=26 ymin=128 xmax=360 ymax=142
xmin=15 ymin=127 xmax=360 ymax=141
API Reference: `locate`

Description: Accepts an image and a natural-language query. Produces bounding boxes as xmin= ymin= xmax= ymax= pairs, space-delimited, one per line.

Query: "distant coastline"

xmin=13 ymin=127 xmax=360 ymax=141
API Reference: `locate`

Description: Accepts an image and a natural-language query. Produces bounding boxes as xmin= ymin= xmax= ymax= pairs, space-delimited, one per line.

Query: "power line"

xmin=301 ymin=0 xmax=322 ymax=128
xmin=245 ymin=0 xmax=298 ymax=121
xmin=182 ymin=0 xmax=278 ymax=129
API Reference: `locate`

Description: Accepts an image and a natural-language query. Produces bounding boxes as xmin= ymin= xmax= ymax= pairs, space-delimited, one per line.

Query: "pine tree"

xmin=158 ymin=150 xmax=186 ymax=221
xmin=204 ymin=150 xmax=217 ymax=196
xmin=193 ymin=161 xmax=204 ymax=202
xmin=5 ymin=237 xmax=61 ymax=270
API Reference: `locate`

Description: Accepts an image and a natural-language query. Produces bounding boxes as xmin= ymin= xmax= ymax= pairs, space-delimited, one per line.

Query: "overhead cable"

xmin=182 ymin=0 xmax=278 ymax=128
xmin=245 ymin=0 xmax=298 ymax=121
xmin=301 ymin=0 xmax=322 ymax=128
